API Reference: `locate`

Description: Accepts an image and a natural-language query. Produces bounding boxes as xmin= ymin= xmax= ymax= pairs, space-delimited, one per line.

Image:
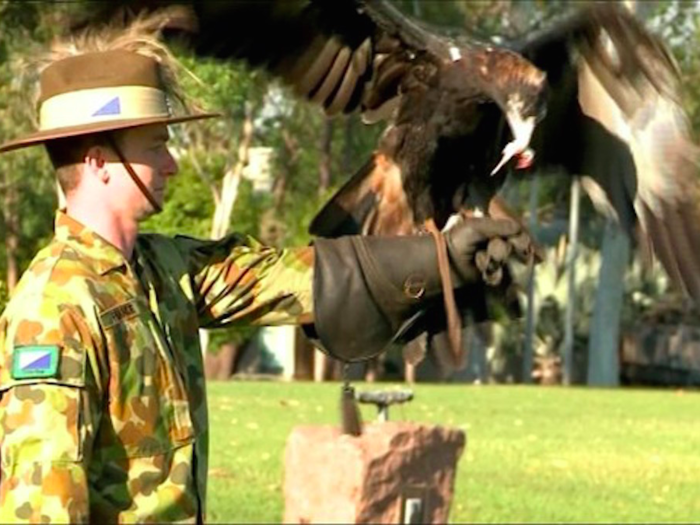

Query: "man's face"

xmin=108 ymin=123 xmax=178 ymax=219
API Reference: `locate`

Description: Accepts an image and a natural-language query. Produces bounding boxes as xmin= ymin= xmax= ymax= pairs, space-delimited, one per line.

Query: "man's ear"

xmin=84 ymin=146 xmax=109 ymax=183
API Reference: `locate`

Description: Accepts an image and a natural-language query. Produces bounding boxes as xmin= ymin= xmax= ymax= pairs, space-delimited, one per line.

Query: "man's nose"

xmin=164 ymin=148 xmax=179 ymax=177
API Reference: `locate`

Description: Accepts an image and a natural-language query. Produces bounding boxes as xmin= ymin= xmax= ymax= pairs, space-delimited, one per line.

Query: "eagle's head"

xmin=474 ymin=47 xmax=548 ymax=175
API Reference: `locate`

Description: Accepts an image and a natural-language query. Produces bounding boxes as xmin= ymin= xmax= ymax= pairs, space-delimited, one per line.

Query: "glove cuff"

xmin=308 ymin=235 xmax=445 ymax=361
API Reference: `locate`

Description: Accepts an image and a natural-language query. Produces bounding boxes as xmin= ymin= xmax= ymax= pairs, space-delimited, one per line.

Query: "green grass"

xmin=205 ymin=382 xmax=700 ymax=523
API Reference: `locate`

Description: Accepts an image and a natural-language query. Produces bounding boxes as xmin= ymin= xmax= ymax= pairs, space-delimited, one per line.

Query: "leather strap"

xmin=425 ymin=219 xmax=463 ymax=367
xmin=106 ymin=133 xmax=162 ymax=213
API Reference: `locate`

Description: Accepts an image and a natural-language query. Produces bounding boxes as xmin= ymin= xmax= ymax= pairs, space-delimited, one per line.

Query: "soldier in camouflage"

xmin=0 ymin=21 xmax=530 ymax=524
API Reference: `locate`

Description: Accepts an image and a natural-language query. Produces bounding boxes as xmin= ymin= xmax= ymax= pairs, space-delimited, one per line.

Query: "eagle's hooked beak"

xmin=491 ymin=113 xmax=536 ymax=176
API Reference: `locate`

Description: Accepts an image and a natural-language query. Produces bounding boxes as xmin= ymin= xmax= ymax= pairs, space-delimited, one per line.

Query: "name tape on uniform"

xmin=99 ymin=299 xmax=140 ymax=329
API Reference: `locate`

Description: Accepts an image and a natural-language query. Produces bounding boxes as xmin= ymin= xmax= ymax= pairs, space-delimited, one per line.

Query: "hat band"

xmin=39 ymin=85 xmax=171 ymax=131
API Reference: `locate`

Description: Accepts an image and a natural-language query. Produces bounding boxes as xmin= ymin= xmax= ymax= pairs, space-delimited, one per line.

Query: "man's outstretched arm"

xmin=174 ymin=217 xmax=530 ymax=362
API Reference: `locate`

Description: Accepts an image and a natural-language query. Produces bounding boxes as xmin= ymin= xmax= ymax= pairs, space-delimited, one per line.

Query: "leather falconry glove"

xmin=307 ymin=217 xmax=532 ymax=362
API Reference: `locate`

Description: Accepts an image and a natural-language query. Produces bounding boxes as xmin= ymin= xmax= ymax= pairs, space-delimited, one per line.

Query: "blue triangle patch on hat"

xmin=92 ymin=96 xmax=121 ymax=117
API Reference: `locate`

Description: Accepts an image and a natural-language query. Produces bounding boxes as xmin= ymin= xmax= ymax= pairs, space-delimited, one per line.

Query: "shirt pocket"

xmin=99 ymin=304 xmax=194 ymax=459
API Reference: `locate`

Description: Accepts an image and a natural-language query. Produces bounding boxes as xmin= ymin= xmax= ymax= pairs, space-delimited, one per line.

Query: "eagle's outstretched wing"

xmin=74 ymin=0 xmax=545 ymax=235
xmin=73 ymin=0 xmax=451 ymax=119
xmin=519 ymin=4 xmax=700 ymax=302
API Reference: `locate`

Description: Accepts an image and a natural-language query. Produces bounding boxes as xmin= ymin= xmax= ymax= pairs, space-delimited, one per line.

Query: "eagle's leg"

xmin=424 ymin=218 xmax=463 ymax=366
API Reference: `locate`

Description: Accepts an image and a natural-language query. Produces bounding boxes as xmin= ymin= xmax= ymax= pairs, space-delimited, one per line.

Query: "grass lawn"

xmin=205 ymin=381 xmax=699 ymax=523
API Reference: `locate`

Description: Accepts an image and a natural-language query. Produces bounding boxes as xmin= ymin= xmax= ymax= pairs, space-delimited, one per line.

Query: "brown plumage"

xmin=73 ymin=0 xmax=547 ymax=229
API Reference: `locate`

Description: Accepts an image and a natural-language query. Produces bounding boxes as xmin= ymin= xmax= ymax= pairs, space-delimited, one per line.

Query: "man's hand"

xmin=445 ymin=217 xmax=535 ymax=286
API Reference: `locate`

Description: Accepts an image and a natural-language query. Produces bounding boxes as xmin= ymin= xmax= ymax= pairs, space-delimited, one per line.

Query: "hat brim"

xmin=0 ymin=112 xmax=220 ymax=153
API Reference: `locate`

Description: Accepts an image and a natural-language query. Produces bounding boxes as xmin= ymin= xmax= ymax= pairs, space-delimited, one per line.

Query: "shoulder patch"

xmin=11 ymin=345 xmax=60 ymax=379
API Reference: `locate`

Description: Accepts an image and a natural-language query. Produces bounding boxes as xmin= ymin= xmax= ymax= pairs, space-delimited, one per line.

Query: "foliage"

xmin=646 ymin=1 xmax=700 ymax=134
xmin=492 ymin=242 xmax=602 ymax=384
xmin=0 ymin=280 xmax=8 ymax=313
xmin=205 ymin=381 xmax=700 ymax=523
xmin=0 ymin=3 xmax=69 ymax=284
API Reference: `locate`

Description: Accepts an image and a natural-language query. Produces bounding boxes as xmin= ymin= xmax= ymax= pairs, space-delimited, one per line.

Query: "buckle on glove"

xmin=403 ymin=274 xmax=426 ymax=299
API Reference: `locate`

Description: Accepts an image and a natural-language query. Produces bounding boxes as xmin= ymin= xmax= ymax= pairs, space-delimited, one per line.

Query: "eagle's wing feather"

xmin=522 ymin=4 xmax=700 ymax=302
xmin=309 ymin=152 xmax=416 ymax=237
xmin=71 ymin=0 xmax=459 ymax=238
xmin=76 ymin=0 xmax=469 ymax=121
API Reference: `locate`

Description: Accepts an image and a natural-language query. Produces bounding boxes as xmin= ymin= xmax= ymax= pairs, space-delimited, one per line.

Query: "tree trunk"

xmin=201 ymin=105 xmax=255 ymax=356
xmin=411 ymin=0 xmax=422 ymax=17
xmin=587 ymin=220 xmax=629 ymax=386
xmin=522 ymin=176 xmax=539 ymax=383
xmin=3 ymin=174 xmax=19 ymax=293
xmin=273 ymin=128 xmax=298 ymax=210
xmin=561 ymin=177 xmax=581 ymax=385
xmin=210 ymin=104 xmax=254 ymax=240
xmin=318 ymin=117 xmax=334 ymax=196
xmin=341 ymin=116 xmax=356 ymax=177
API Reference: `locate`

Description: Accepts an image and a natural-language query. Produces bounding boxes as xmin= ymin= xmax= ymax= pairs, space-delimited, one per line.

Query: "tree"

xmin=0 ymin=3 xmax=75 ymax=302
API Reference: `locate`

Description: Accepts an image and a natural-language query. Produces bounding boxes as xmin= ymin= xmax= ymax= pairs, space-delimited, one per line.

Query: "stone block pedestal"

xmin=283 ymin=422 xmax=466 ymax=524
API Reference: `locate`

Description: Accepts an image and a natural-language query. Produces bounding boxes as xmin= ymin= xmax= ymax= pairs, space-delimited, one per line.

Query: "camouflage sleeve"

xmin=173 ymin=233 xmax=314 ymax=329
xmin=0 ymin=293 xmax=103 ymax=524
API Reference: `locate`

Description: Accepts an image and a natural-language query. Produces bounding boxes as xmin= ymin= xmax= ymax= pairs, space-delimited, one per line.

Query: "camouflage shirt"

xmin=0 ymin=211 xmax=313 ymax=523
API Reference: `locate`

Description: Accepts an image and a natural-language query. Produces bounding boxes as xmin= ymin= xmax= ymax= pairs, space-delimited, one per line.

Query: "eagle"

xmin=73 ymin=0 xmax=700 ymax=362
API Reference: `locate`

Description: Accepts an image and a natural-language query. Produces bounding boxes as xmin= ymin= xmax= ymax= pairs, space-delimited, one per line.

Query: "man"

xmin=0 ymin=24 xmax=529 ymax=524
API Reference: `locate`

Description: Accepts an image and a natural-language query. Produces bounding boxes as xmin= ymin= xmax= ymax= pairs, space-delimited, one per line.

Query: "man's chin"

xmin=137 ymin=201 xmax=164 ymax=221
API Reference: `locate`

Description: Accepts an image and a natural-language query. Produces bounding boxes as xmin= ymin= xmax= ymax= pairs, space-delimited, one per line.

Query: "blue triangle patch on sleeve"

xmin=92 ymin=96 xmax=121 ymax=117
xmin=12 ymin=345 xmax=60 ymax=379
